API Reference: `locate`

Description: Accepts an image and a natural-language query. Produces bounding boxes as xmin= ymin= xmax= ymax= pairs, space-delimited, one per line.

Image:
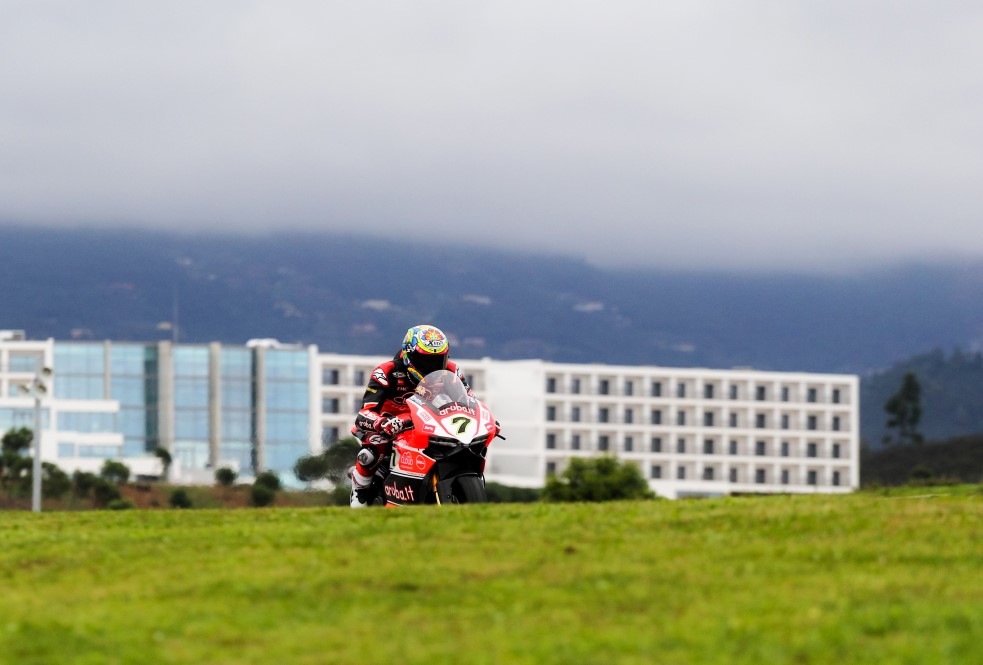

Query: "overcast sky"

xmin=2 ymin=2 xmax=982 ymax=272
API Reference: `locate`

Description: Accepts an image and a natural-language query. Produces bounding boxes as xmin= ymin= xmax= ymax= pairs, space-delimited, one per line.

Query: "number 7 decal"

xmin=441 ymin=414 xmax=478 ymax=442
xmin=451 ymin=416 xmax=472 ymax=434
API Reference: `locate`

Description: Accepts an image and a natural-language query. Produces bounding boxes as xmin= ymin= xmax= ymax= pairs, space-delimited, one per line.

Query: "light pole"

xmin=19 ymin=367 xmax=52 ymax=513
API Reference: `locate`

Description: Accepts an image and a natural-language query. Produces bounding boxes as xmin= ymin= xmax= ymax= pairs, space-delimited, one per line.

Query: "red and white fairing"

xmin=384 ymin=370 xmax=499 ymax=506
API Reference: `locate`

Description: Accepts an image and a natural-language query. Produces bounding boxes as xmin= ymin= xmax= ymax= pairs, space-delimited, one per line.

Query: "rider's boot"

xmin=349 ymin=435 xmax=389 ymax=508
xmin=349 ymin=466 xmax=373 ymax=508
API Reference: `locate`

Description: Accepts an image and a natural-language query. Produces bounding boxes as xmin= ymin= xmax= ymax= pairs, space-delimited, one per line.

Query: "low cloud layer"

xmin=2 ymin=1 xmax=982 ymax=271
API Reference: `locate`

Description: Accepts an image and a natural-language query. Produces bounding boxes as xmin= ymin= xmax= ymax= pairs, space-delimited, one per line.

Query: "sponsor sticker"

xmin=372 ymin=368 xmax=389 ymax=386
xmin=384 ymin=484 xmax=416 ymax=503
xmin=395 ymin=449 xmax=431 ymax=477
xmin=438 ymin=403 xmax=476 ymax=416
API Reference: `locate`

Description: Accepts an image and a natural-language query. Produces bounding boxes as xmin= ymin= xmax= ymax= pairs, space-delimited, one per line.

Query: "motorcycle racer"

xmin=349 ymin=324 xmax=471 ymax=507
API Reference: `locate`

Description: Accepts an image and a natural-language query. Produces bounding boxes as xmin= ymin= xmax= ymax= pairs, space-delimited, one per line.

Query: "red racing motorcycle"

xmin=365 ymin=369 xmax=503 ymax=506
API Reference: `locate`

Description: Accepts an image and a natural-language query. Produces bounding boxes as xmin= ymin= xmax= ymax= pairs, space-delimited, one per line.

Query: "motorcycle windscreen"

xmin=412 ymin=369 xmax=474 ymax=408
xmin=409 ymin=370 xmax=485 ymax=444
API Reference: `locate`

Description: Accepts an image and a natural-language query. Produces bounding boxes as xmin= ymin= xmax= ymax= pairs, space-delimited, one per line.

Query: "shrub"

xmin=909 ymin=464 xmax=934 ymax=482
xmin=215 ymin=467 xmax=238 ymax=487
xmin=254 ymin=471 xmax=282 ymax=492
xmin=542 ymin=456 xmax=656 ymax=503
xmin=485 ymin=482 xmax=542 ymax=503
xmin=107 ymin=498 xmax=135 ymax=510
xmin=169 ymin=488 xmax=192 ymax=509
xmin=329 ymin=484 xmax=352 ymax=506
xmin=250 ymin=484 xmax=275 ymax=507
xmin=72 ymin=470 xmax=100 ymax=498
xmin=92 ymin=478 xmax=122 ymax=507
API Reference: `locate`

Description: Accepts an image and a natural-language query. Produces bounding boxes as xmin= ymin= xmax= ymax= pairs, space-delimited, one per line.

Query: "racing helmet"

xmin=401 ymin=324 xmax=449 ymax=384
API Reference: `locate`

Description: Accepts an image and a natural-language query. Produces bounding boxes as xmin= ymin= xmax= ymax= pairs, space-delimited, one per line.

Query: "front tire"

xmin=450 ymin=475 xmax=487 ymax=504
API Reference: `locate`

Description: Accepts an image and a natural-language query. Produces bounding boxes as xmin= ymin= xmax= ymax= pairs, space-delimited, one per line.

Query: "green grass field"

xmin=2 ymin=487 xmax=981 ymax=665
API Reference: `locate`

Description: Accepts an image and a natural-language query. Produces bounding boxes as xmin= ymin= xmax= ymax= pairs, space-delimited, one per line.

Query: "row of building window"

xmin=545 ymin=461 xmax=844 ymax=487
xmin=545 ymin=434 xmax=846 ymax=458
xmin=546 ymin=377 xmax=846 ymax=404
xmin=546 ymin=462 xmax=843 ymax=487
xmin=655 ymin=465 xmax=844 ymax=486
xmin=323 ymin=368 xmax=366 ymax=386
xmin=321 ymin=368 xmax=479 ymax=392
xmin=1 ymin=353 xmax=46 ymax=373
xmin=546 ymin=406 xmax=847 ymax=431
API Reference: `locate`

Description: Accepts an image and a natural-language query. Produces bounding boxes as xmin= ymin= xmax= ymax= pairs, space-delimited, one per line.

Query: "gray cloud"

xmin=2 ymin=1 xmax=982 ymax=271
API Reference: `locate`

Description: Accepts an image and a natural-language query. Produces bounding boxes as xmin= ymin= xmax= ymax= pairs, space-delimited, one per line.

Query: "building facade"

xmin=2 ymin=331 xmax=859 ymax=497
xmin=0 ymin=333 xmax=319 ymax=483
xmin=534 ymin=363 xmax=859 ymax=498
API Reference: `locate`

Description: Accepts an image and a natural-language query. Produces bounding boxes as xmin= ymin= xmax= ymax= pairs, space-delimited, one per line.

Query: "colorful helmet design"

xmin=401 ymin=324 xmax=449 ymax=384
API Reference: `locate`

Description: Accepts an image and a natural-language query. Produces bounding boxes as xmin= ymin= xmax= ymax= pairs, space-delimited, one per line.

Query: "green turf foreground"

xmin=2 ymin=487 xmax=981 ymax=665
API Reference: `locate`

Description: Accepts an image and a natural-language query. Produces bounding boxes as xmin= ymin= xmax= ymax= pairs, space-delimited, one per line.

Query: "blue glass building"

xmin=1 ymin=336 xmax=317 ymax=482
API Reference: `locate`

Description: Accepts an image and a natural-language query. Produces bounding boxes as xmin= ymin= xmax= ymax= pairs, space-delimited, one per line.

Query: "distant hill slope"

xmin=860 ymin=349 xmax=983 ymax=445
xmin=2 ymin=225 xmax=983 ymax=379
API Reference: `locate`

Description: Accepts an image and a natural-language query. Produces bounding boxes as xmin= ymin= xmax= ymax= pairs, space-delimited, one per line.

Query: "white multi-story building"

xmin=3 ymin=331 xmax=859 ymax=497
xmin=319 ymin=356 xmax=860 ymax=498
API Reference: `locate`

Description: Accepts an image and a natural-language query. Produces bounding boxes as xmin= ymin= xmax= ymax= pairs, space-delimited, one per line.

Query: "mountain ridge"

xmin=2 ymin=226 xmax=982 ymax=377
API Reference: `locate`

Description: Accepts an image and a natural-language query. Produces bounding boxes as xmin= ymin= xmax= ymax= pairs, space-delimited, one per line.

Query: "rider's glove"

xmin=377 ymin=416 xmax=404 ymax=438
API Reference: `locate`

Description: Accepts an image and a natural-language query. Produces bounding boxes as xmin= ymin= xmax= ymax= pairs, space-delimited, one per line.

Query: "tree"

xmin=100 ymin=459 xmax=131 ymax=485
xmin=35 ymin=462 xmax=71 ymax=500
xmin=154 ymin=448 xmax=172 ymax=481
xmin=1 ymin=428 xmax=33 ymax=497
xmin=324 ymin=437 xmax=360 ymax=483
xmin=1 ymin=429 xmax=71 ymax=502
xmin=293 ymin=437 xmax=360 ymax=485
xmin=885 ymin=372 xmax=923 ymax=445
xmin=293 ymin=454 xmax=331 ymax=483
xmin=2 ymin=427 xmax=32 ymax=455
xmin=542 ymin=456 xmax=656 ymax=503
xmin=215 ymin=467 xmax=238 ymax=487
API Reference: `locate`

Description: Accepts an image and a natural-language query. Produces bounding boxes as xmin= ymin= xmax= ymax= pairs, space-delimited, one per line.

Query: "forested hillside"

xmin=860 ymin=349 xmax=983 ymax=446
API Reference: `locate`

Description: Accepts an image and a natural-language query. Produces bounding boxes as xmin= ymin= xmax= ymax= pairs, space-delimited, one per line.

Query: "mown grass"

xmin=1 ymin=486 xmax=981 ymax=664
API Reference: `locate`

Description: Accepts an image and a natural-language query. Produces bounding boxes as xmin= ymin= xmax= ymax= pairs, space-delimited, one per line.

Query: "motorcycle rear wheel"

xmin=450 ymin=475 xmax=487 ymax=503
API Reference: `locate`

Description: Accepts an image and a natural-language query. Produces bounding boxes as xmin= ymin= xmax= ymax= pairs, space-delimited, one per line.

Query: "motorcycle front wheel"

xmin=450 ymin=475 xmax=487 ymax=504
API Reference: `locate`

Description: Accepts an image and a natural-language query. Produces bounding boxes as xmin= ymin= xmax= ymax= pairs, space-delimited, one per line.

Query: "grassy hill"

xmin=2 ymin=487 xmax=981 ymax=664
